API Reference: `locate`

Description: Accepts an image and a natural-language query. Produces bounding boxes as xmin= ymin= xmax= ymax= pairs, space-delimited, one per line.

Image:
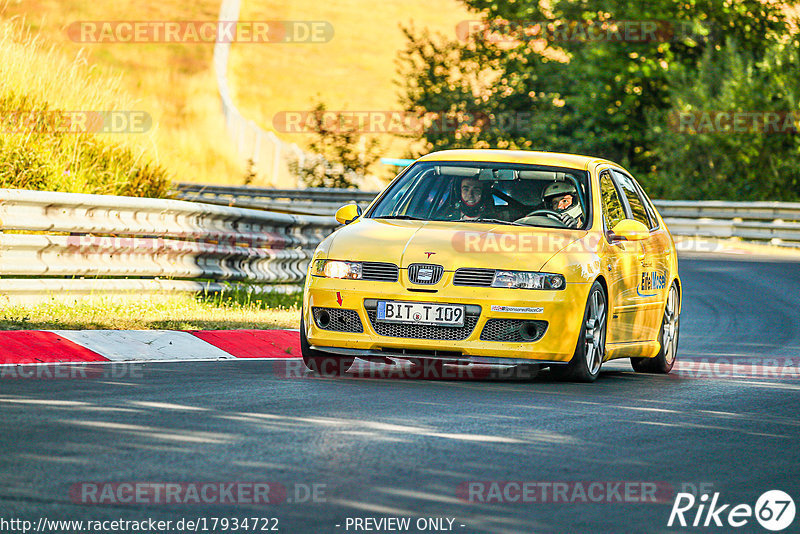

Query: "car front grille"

xmin=312 ymin=307 xmax=364 ymax=333
xmin=361 ymin=262 xmax=399 ymax=282
xmin=366 ymin=310 xmax=479 ymax=340
xmin=407 ymin=263 xmax=444 ymax=285
xmin=453 ymin=268 xmax=495 ymax=287
xmin=364 ymin=305 xmax=481 ymax=340
xmin=480 ymin=319 xmax=548 ymax=342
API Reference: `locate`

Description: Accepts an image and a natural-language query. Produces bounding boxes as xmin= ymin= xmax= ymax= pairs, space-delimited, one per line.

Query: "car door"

xmin=597 ymin=169 xmax=642 ymax=344
xmin=610 ymin=169 xmax=665 ymax=342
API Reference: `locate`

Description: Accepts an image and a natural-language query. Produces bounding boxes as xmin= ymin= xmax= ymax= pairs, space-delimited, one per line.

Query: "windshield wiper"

xmin=376 ymin=214 xmax=426 ymax=221
xmin=453 ymin=217 xmax=526 ymax=227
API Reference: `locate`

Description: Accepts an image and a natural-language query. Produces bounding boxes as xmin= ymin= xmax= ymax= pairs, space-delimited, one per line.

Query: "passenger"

xmin=542 ymin=181 xmax=583 ymax=228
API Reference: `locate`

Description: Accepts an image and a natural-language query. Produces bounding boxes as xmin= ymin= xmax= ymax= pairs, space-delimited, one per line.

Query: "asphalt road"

xmin=1 ymin=256 xmax=799 ymax=534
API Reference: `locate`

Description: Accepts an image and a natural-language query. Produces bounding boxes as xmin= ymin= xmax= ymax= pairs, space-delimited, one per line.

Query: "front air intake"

xmin=312 ymin=307 xmax=364 ymax=333
xmin=480 ymin=319 xmax=548 ymax=342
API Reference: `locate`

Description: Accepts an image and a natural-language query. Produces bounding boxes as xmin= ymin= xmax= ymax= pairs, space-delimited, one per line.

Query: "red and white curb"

xmin=0 ymin=330 xmax=301 ymax=365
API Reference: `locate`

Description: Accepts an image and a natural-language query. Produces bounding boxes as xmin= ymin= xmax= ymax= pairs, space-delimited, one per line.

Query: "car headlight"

xmin=312 ymin=259 xmax=363 ymax=280
xmin=491 ymin=270 xmax=565 ymax=290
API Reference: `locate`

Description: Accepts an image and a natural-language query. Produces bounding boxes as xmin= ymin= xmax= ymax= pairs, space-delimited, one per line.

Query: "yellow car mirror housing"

xmin=335 ymin=203 xmax=362 ymax=225
xmin=610 ymin=219 xmax=650 ymax=242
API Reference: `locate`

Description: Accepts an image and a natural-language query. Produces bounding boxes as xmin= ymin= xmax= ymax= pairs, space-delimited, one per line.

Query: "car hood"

xmin=324 ymin=218 xmax=587 ymax=272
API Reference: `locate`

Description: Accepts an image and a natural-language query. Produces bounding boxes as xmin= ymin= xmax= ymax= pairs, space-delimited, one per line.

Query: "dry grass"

xmin=0 ymin=0 xmax=246 ymax=186
xmin=0 ymin=18 xmax=172 ymax=195
xmin=1 ymin=0 xmax=471 ymax=188
xmin=230 ymin=0 xmax=472 ymax=185
xmin=5 ymin=2 xmax=794 ymax=189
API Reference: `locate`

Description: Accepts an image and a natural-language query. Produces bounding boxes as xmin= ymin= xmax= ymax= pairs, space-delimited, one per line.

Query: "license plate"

xmin=376 ymin=301 xmax=465 ymax=327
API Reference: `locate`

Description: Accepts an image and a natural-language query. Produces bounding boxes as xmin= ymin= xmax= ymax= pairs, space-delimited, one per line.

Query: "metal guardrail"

xmin=2 ymin=188 xmax=797 ymax=303
xmin=654 ymin=200 xmax=800 ymax=247
xmin=174 ymin=183 xmax=378 ymax=215
xmin=0 ymin=189 xmax=338 ymax=301
xmin=176 ymin=184 xmax=800 ymax=247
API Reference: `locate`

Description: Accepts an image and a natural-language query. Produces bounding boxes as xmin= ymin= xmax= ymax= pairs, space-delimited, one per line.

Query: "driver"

xmin=451 ymin=176 xmax=492 ymax=220
xmin=542 ymin=181 xmax=583 ymax=228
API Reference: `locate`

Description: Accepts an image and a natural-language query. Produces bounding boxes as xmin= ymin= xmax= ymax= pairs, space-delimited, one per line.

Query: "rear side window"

xmin=612 ymin=170 xmax=653 ymax=229
xmin=599 ymin=172 xmax=625 ymax=230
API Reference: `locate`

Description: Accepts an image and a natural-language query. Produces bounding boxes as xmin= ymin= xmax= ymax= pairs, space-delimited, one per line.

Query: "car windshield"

xmin=368 ymin=161 xmax=591 ymax=229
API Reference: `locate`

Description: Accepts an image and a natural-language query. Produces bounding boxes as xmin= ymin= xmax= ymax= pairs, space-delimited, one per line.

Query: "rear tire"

xmin=550 ymin=280 xmax=607 ymax=382
xmin=631 ymin=282 xmax=680 ymax=374
xmin=300 ymin=317 xmax=354 ymax=376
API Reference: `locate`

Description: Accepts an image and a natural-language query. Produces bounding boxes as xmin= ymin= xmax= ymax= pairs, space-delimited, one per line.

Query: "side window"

xmin=599 ymin=172 xmax=625 ymax=230
xmin=634 ymin=182 xmax=659 ymax=230
xmin=612 ymin=170 xmax=653 ymax=229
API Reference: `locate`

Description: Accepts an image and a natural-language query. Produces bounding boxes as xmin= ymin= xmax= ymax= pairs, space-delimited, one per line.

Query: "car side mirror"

xmin=609 ymin=219 xmax=649 ymax=242
xmin=335 ymin=203 xmax=362 ymax=225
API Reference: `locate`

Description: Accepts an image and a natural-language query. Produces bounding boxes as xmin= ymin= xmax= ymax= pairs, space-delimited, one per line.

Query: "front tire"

xmin=550 ymin=280 xmax=607 ymax=382
xmin=300 ymin=317 xmax=354 ymax=376
xmin=631 ymin=282 xmax=680 ymax=374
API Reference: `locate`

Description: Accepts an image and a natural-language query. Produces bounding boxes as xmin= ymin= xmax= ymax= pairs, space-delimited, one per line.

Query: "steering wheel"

xmin=520 ymin=209 xmax=564 ymax=223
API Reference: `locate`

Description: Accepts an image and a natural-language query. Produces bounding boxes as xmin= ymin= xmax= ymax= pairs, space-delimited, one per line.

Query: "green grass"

xmin=0 ymin=96 xmax=172 ymax=197
xmin=0 ymin=289 xmax=302 ymax=330
xmin=202 ymin=284 xmax=303 ymax=310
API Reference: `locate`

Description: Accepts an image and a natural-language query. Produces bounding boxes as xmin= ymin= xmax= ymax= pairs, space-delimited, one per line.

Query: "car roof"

xmin=416 ymin=149 xmax=615 ymax=171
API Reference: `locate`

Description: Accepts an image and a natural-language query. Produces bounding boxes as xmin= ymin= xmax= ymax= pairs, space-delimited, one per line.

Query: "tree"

xmin=397 ymin=0 xmax=796 ymax=199
xmin=647 ymin=37 xmax=800 ymax=200
xmin=289 ymin=101 xmax=382 ymax=189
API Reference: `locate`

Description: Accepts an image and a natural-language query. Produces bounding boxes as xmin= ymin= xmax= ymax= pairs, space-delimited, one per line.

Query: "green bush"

xmin=289 ymin=101 xmax=382 ymax=189
xmin=646 ymin=39 xmax=800 ymax=201
xmin=397 ymin=0 xmax=798 ymax=200
xmin=0 ymin=21 xmax=171 ymax=198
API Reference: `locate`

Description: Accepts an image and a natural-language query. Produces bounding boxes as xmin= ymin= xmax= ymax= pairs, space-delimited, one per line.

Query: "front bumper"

xmin=303 ymin=274 xmax=591 ymax=363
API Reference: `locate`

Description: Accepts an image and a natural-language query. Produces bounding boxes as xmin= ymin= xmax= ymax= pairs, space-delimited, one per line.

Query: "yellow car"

xmin=301 ymin=149 xmax=681 ymax=382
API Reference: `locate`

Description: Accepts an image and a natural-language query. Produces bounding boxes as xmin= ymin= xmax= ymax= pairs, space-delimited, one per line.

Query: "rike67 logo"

xmin=669 ymin=490 xmax=795 ymax=531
